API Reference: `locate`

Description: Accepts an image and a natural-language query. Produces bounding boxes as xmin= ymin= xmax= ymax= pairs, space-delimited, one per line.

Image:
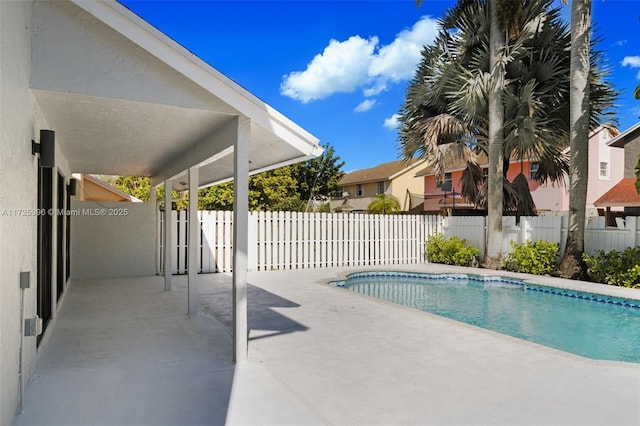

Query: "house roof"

xmin=593 ymin=178 xmax=640 ymax=208
xmin=607 ymin=122 xmax=640 ymax=148
xmin=414 ymin=152 xmax=489 ymax=177
xmin=81 ymin=175 xmax=142 ymax=202
xmin=339 ymin=159 xmax=425 ymax=186
xmin=31 ymin=0 xmax=321 ymax=191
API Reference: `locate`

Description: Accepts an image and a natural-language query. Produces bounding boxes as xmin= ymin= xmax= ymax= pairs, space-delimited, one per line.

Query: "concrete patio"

xmin=15 ymin=265 xmax=640 ymax=426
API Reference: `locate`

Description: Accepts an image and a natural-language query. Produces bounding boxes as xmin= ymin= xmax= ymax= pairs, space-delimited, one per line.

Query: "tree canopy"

xmin=293 ymin=143 xmax=345 ymax=209
xmin=367 ymin=194 xmax=401 ymax=214
xmin=111 ymin=143 xmax=345 ymax=212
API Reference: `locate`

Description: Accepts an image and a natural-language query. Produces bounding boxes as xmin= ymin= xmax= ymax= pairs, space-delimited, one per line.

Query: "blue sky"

xmin=120 ymin=0 xmax=640 ymax=172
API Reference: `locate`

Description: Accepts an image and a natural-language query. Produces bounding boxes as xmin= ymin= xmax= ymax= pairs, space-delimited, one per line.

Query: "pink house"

xmin=416 ymin=126 xmax=622 ymax=215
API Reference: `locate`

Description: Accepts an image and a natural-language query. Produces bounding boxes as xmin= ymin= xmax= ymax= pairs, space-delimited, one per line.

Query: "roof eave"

xmin=607 ymin=122 xmax=640 ymax=148
xmin=71 ymin=0 xmax=319 ymax=154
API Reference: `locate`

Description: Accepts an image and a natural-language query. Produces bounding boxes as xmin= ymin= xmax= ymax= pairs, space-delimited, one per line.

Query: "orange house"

xmin=415 ymin=126 xmax=621 ymax=215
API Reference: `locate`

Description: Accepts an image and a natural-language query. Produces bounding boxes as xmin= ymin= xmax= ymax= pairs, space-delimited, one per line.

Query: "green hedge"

xmin=583 ymin=247 xmax=640 ymax=288
xmin=425 ymin=233 xmax=479 ymax=267
xmin=503 ymin=240 xmax=559 ymax=275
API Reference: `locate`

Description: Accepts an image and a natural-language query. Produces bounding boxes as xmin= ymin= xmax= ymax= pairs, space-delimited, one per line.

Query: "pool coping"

xmin=327 ymin=263 xmax=640 ymax=302
xmin=323 ymin=263 xmax=640 ymax=369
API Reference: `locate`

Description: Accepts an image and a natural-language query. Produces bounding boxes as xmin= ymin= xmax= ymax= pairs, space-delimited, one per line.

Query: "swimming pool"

xmin=334 ymin=272 xmax=640 ymax=363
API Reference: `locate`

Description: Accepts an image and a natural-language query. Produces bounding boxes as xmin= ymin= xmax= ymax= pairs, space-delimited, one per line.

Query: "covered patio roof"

xmin=28 ymin=0 xmax=321 ymax=363
xmin=30 ymin=0 xmax=321 ymax=190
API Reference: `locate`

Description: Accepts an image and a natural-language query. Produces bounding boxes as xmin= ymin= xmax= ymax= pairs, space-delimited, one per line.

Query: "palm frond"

xmin=512 ymin=172 xmax=537 ymax=217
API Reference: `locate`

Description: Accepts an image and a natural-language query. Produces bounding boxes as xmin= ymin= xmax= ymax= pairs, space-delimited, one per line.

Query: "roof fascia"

xmin=388 ymin=159 xmax=427 ymax=180
xmin=83 ymin=174 xmax=140 ymax=201
xmin=607 ymin=121 xmax=640 ymax=148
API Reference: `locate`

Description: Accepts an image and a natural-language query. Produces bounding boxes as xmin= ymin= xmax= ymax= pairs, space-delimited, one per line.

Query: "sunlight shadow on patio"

xmin=196 ymin=273 xmax=309 ymax=342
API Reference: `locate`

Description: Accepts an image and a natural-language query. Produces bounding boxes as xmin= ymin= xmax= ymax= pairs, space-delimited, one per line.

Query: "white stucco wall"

xmin=0 ymin=1 xmax=76 ymax=420
xmin=71 ymin=201 xmax=156 ymax=280
xmin=0 ymin=2 xmax=38 ymax=423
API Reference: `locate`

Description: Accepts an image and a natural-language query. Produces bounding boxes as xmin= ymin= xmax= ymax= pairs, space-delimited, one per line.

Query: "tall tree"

xmin=559 ymin=0 xmax=592 ymax=278
xmin=292 ymin=142 xmax=346 ymax=210
xmin=484 ymin=0 xmax=507 ymax=269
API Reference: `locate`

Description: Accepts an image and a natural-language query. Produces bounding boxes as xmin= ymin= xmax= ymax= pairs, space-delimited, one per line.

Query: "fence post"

xmin=519 ymin=217 xmax=530 ymax=244
xmin=625 ymin=216 xmax=637 ymax=249
xmin=247 ymin=211 xmax=257 ymax=271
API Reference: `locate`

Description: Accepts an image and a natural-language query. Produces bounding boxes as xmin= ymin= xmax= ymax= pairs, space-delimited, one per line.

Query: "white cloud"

xmin=369 ymin=16 xmax=439 ymax=82
xmin=280 ymin=36 xmax=377 ymax=103
xmin=615 ymin=39 xmax=628 ymax=47
xmin=383 ymin=114 xmax=401 ymax=130
xmin=363 ymin=82 xmax=388 ymax=97
xmin=354 ymin=99 xmax=377 ymax=112
xmin=622 ymin=56 xmax=640 ymax=68
xmin=281 ymin=16 xmax=439 ymax=102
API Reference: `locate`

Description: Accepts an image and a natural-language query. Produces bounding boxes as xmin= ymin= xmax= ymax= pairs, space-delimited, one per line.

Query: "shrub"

xmin=315 ymin=202 xmax=331 ymax=213
xmin=425 ymin=233 xmax=479 ymax=267
xmin=503 ymin=240 xmax=559 ymax=275
xmin=583 ymin=247 xmax=640 ymax=288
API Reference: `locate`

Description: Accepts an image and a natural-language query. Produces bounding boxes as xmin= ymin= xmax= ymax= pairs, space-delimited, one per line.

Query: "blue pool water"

xmin=335 ymin=272 xmax=640 ymax=363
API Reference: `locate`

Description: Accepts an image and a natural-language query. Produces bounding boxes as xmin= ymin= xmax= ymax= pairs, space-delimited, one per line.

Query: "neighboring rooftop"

xmin=594 ymin=177 xmax=640 ymax=208
xmin=608 ymin=122 xmax=640 ymax=148
xmin=78 ymin=174 xmax=142 ymax=202
xmin=339 ymin=158 xmax=424 ymax=186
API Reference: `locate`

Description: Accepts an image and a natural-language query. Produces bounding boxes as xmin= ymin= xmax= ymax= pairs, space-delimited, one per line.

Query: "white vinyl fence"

xmin=159 ymin=211 xmax=440 ymax=274
xmin=159 ymin=211 xmax=640 ymax=274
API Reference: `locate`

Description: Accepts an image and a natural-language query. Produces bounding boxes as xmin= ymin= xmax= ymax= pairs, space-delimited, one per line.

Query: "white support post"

xmin=151 ymin=186 xmax=159 ymax=275
xmin=233 ymin=116 xmax=250 ymax=363
xmin=164 ymin=179 xmax=173 ymax=291
xmin=188 ymin=166 xmax=199 ymax=317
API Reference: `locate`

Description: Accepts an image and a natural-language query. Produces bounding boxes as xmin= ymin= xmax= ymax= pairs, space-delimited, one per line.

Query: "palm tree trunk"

xmin=559 ymin=0 xmax=591 ymax=278
xmin=483 ymin=0 xmax=505 ymax=269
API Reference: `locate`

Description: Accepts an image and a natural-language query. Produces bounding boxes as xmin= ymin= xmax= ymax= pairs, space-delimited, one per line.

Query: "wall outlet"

xmin=20 ymin=271 xmax=30 ymax=289
xmin=24 ymin=318 xmax=37 ymax=336
xmin=24 ymin=317 xmax=42 ymax=337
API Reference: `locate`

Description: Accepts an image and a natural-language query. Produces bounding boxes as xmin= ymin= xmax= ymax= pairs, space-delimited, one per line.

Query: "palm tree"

xmin=484 ymin=0 xmax=507 ymax=268
xmin=400 ymin=0 xmax=616 ymax=267
xmin=559 ymin=0 xmax=592 ymax=278
xmin=367 ymin=194 xmax=401 ymax=214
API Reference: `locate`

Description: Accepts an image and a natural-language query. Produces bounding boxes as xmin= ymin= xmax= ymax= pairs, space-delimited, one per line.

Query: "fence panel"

xmin=442 ymin=216 xmax=486 ymax=259
xmin=585 ymin=216 xmax=639 ymax=255
xmin=159 ymin=212 xmax=640 ymax=274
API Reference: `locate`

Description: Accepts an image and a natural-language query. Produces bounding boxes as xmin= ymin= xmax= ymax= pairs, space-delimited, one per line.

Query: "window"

xmin=377 ymin=181 xmax=386 ymax=194
xmin=600 ymin=162 xmax=609 ymax=178
xmin=437 ymin=172 xmax=452 ymax=191
xmin=530 ymin=162 xmax=540 ymax=181
xmin=356 ymin=184 xmax=363 ymax=197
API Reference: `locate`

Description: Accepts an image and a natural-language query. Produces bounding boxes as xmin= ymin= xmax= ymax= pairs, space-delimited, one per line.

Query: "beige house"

xmin=76 ymin=174 xmax=142 ymax=202
xmin=331 ymin=159 xmax=426 ymax=212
